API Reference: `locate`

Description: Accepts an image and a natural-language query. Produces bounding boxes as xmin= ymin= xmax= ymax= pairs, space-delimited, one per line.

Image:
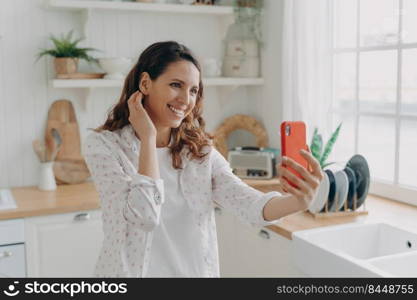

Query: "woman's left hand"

xmin=277 ymin=148 xmax=324 ymax=209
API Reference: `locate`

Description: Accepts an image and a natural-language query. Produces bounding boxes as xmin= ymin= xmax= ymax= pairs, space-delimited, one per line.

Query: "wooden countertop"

xmin=1 ymin=178 xmax=280 ymax=220
xmin=0 ymin=181 xmax=100 ymax=220
xmin=2 ymin=179 xmax=417 ymax=241
xmin=266 ymin=195 xmax=417 ymax=240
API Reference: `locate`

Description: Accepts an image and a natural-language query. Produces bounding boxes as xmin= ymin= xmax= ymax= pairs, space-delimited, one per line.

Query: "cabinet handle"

xmin=74 ymin=213 xmax=90 ymax=222
xmin=0 ymin=251 xmax=12 ymax=259
xmin=258 ymin=229 xmax=270 ymax=239
xmin=214 ymin=207 xmax=222 ymax=215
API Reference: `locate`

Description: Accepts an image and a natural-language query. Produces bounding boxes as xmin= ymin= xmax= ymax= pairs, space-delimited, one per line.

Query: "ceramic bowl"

xmin=98 ymin=57 xmax=132 ymax=80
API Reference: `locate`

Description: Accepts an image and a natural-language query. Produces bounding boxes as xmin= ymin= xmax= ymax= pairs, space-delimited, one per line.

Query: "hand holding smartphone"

xmin=280 ymin=121 xmax=308 ymax=188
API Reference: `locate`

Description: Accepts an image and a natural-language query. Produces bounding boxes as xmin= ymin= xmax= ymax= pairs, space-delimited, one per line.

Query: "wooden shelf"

xmin=204 ymin=77 xmax=264 ymax=86
xmin=52 ymin=79 xmax=121 ymax=88
xmin=51 ymin=77 xmax=264 ymax=88
xmin=46 ymin=0 xmax=234 ymax=15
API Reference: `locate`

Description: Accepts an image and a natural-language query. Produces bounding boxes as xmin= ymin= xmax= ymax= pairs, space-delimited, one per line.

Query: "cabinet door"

xmin=216 ymin=210 xmax=304 ymax=277
xmin=247 ymin=227 xmax=304 ymax=277
xmin=0 ymin=244 xmax=26 ymax=277
xmin=234 ymin=219 xmax=304 ymax=277
xmin=25 ymin=210 xmax=103 ymax=277
xmin=214 ymin=206 xmax=239 ymax=277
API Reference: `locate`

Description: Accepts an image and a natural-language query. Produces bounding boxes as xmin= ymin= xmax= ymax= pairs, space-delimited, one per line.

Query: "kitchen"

xmin=1 ymin=0 xmax=417 ymax=279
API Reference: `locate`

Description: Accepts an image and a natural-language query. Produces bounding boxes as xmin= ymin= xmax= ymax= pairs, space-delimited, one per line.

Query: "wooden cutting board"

xmin=45 ymin=100 xmax=90 ymax=184
xmin=53 ymin=159 xmax=91 ymax=185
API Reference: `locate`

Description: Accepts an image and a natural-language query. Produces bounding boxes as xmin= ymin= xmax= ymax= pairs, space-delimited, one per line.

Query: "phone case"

xmin=280 ymin=121 xmax=308 ymax=188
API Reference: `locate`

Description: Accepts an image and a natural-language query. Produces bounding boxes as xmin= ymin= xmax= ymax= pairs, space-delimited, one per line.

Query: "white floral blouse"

xmin=83 ymin=124 xmax=282 ymax=277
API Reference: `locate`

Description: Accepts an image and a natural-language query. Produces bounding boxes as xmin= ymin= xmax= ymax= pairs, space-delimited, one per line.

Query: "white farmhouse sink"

xmin=292 ymin=222 xmax=417 ymax=277
xmin=368 ymin=251 xmax=417 ymax=277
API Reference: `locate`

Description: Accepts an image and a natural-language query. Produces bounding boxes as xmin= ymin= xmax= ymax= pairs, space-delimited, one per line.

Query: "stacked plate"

xmin=308 ymin=154 xmax=370 ymax=214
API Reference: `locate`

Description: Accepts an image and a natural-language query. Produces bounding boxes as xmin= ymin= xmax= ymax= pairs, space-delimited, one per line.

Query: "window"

xmin=331 ymin=0 xmax=417 ymax=206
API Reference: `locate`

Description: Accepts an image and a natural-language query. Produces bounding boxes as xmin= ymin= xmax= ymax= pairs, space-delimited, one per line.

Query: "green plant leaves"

xmin=320 ymin=123 xmax=342 ymax=167
xmin=310 ymin=128 xmax=323 ymax=162
xmin=309 ymin=123 xmax=342 ymax=169
xmin=36 ymin=30 xmax=98 ymax=63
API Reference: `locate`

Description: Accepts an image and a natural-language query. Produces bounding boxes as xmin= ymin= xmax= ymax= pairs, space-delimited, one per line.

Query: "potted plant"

xmin=310 ymin=123 xmax=342 ymax=169
xmin=36 ymin=30 xmax=98 ymax=75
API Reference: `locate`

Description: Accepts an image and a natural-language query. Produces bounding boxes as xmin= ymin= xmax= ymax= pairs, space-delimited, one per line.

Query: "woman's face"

xmin=141 ymin=60 xmax=200 ymax=129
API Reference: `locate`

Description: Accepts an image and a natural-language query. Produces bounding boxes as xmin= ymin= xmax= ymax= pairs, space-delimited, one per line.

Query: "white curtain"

xmin=282 ymin=0 xmax=334 ymax=140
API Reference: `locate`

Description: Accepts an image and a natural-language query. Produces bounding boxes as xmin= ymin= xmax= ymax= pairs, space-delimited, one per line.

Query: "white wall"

xmin=259 ymin=0 xmax=284 ymax=149
xmin=0 ymin=0 xmax=284 ymax=188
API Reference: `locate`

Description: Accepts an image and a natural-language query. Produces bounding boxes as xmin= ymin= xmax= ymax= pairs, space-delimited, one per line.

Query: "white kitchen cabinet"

xmin=0 ymin=219 xmax=26 ymax=277
xmin=235 ymin=222 xmax=303 ymax=277
xmin=0 ymin=244 xmax=26 ymax=278
xmin=24 ymin=209 xmax=103 ymax=277
xmin=215 ymin=206 xmax=304 ymax=277
xmin=214 ymin=206 xmax=238 ymax=276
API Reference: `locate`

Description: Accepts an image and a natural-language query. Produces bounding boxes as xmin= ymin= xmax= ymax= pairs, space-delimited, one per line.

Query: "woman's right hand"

xmin=127 ymin=91 xmax=157 ymax=140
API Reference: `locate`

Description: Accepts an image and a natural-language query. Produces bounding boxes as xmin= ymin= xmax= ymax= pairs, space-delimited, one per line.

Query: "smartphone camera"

xmin=285 ymin=124 xmax=291 ymax=136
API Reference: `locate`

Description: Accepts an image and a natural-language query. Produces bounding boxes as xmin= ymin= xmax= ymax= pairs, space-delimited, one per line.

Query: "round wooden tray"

xmin=213 ymin=114 xmax=269 ymax=158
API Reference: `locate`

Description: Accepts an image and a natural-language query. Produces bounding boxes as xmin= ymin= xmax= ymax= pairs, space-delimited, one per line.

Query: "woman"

xmin=84 ymin=41 xmax=323 ymax=278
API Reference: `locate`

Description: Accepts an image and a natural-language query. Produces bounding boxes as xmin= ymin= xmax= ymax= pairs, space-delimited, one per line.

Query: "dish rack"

xmin=308 ymin=154 xmax=370 ymax=219
xmin=309 ymin=196 xmax=368 ymax=219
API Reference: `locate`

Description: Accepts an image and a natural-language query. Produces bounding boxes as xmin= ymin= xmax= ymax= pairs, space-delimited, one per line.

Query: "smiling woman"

xmin=83 ymin=41 xmax=323 ymax=278
xmin=96 ymin=41 xmax=211 ymax=169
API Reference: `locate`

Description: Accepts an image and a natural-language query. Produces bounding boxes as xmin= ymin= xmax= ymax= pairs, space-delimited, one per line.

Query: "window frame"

xmin=331 ymin=0 xmax=417 ymax=207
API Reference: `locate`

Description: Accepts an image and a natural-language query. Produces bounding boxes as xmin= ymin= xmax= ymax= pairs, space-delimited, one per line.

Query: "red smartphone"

xmin=280 ymin=121 xmax=309 ymax=188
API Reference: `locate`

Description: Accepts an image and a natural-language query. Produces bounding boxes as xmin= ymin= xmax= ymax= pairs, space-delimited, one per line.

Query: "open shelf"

xmin=46 ymin=0 xmax=234 ymax=15
xmin=52 ymin=77 xmax=264 ymax=88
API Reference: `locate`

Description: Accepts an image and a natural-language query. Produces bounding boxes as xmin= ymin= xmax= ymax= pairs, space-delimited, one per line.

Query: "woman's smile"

xmin=167 ymin=104 xmax=185 ymax=118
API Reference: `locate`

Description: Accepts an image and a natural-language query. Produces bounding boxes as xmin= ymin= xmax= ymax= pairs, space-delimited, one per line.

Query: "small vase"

xmin=38 ymin=162 xmax=57 ymax=191
xmin=54 ymin=57 xmax=78 ymax=75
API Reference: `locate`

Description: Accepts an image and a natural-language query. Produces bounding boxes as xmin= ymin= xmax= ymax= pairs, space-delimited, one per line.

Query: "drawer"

xmin=0 ymin=243 xmax=26 ymax=277
xmin=0 ymin=219 xmax=24 ymax=245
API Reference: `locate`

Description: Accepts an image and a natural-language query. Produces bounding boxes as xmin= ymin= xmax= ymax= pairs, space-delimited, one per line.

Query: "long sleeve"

xmin=83 ymin=132 xmax=164 ymax=232
xmin=211 ymin=148 xmax=281 ymax=227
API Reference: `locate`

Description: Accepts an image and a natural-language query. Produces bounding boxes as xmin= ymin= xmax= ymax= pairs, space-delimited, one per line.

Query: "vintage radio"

xmin=227 ymin=147 xmax=276 ymax=179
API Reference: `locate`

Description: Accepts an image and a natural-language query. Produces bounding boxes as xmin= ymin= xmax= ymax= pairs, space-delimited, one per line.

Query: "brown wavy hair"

xmin=95 ymin=41 xmax=213 ymax=169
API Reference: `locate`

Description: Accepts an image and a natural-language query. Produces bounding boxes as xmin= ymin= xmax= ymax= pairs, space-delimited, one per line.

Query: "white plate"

xmin=330 ymin=170 xmax=349 ymax=212
xmin=308 ymin=171 xmax=330 ymax=214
